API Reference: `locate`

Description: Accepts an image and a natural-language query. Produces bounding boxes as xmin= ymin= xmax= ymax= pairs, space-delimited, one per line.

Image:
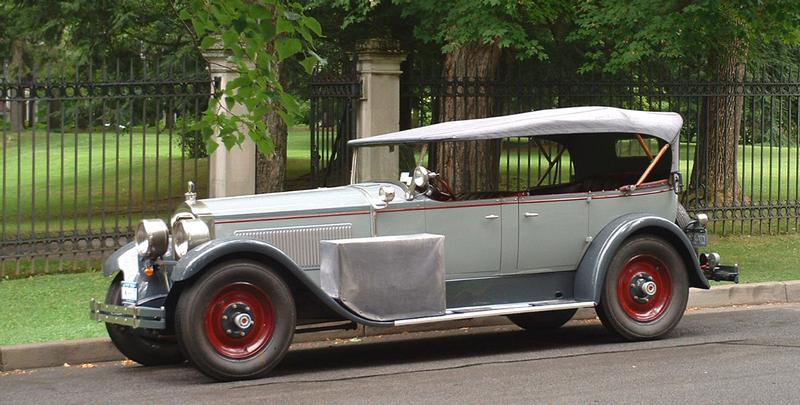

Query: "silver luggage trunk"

xmin=319 ymin=233 xmax=445 ymax=321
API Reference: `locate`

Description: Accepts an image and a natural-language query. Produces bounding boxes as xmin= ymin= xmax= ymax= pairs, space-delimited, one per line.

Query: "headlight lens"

xmin=135 ymin=219 xmax=170 ymax=258
xmin=173 ymin=218 xmax=211 ymax=258
xmin=412 ymin=166 xmax=429 ymax=190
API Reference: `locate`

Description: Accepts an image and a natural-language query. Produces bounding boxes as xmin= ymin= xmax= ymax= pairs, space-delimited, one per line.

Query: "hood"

xmin=186 ymin=184 xmax=384 ymax=223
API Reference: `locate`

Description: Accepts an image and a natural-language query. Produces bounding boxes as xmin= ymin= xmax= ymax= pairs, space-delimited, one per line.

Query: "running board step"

xmin=393 ymin=301 xmax=595 ymax=326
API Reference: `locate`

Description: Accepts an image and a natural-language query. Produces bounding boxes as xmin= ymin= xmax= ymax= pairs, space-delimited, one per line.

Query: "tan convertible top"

xmin=348 ymin=106 xmax=683 ymax=147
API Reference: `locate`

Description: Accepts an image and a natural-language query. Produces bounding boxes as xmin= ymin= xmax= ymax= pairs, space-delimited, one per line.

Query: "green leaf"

xmin=277 ymin=17 xmax=294 ymax=34
xmin=200 ymin=35 xmax=217 ymax=49
xmin=303 ymin=16 xmax=322 ymax=36
xmin=221 ymin=29 xmax=239 ymax=47
xmin=300 ymin=55 xmax=317 ymax=74
xmin=276 ymin=38 xmax=302 ymax=61
xmin=254 ymin=135 xmax=276 ymax=155
xmin=283 ymin=10 xmax=301 ymax=21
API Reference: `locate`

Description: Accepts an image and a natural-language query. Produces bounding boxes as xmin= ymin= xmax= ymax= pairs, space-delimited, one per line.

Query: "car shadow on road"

xmin=271 ymin=322 xmax=620 ymax=377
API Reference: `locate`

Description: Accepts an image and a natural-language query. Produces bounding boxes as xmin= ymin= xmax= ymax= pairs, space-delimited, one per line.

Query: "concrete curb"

xmin=3 ymin=281 xmax=800 ymax=372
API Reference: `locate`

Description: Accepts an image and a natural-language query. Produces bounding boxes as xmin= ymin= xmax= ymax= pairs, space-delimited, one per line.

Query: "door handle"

xmin=484 ymin=214 xmax=499 ymax=220
xmin=524 ymin=212 xmax=539 ymax=218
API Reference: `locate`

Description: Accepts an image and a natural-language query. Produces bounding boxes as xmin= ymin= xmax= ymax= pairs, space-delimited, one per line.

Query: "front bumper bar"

xmin=90 ymin=299 xmax=167 ymax=329
xmin=704 ymin=264 xmax=740 ymax=283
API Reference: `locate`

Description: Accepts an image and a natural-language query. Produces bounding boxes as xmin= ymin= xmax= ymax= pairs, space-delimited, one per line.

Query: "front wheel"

xmin=175 ymin=259 xmax=296 ymax=381
xmin=596 ymin=235 xmax=689 ymax=340
xmin=105 ymin=273 xmax=184 ymax=366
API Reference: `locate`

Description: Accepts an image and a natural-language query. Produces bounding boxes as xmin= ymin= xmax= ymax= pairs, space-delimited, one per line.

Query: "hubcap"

xmin=204 ymin=282 xmax=275 ymax=359
xmin=617 ymin=255 xmax=673 ymax=322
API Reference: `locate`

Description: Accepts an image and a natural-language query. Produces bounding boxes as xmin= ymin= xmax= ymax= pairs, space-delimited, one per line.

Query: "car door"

xmin=517 ymin=193 xmax=589 ymax=272
xmin=424 ymin=198 xmax=504 ymax=277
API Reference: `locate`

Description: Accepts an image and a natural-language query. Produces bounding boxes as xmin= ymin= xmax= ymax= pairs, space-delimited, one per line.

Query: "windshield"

xmin=352 ymin=144 xmax=426 ymax=184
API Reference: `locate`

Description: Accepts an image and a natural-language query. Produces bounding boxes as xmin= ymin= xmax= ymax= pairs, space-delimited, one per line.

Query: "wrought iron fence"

xmin=309 ymin=57 xmax=360 ymax=187
xmin=400 ymin=63 xmax=800 ymax=235
xmin=0 ymin=60 xmax=212 ymax=278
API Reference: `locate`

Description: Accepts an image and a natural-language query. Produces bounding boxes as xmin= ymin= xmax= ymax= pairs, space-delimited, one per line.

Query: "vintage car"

xmin=91 ymin=106 xmax=738 ymax=381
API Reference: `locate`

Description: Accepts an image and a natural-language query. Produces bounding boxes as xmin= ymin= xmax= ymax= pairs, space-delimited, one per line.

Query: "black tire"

xmin=105 ymin=273 xmax=185 ymax=366
xmin=596 ymin=235 xmax=689 ymax=341
xmin=676 ymin=204 xmax=692 ymax=229
xmin=508 ymin=309 xmax=577 ymax=332
xmin=175 ymin=259 xmax=296 ymax=381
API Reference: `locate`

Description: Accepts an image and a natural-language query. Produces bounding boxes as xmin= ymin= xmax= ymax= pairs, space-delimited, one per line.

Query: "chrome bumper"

xmin=89 ymin=299 xmax=167 ymax=329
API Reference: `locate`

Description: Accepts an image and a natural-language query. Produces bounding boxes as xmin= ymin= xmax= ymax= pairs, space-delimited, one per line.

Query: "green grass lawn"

xmin=0 ymin=126 xmax=312 ymax=238
xmin=0 ymin=233 xmax=798 ymax=346
xmin=0 ymin=271 xmax=109 ymax=346
xmin=2 ymin=127 xmax=798 ymax=237
xmin=0 ymin=127 xmax=209 ymax=237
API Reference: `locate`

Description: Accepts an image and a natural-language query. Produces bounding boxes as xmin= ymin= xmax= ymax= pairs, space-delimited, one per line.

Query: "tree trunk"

xmin=690 ymin=43 xmax=748 ymax=208
xmin=255 ymin=61 xmax=288 ymax=193
xmin=47 ymin=100 xmax=62 ymax=130
xmin=435 ymin=42 xmax=502 ymax=193
xmin=9 ymin=97 xmax=24 ymax=132
xmin=8 ymin=39 xmax=27 ymax=132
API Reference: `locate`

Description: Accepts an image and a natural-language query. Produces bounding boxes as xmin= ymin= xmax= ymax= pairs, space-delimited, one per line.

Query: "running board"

xmin=393 ymin=301 xmax=595 ymax=326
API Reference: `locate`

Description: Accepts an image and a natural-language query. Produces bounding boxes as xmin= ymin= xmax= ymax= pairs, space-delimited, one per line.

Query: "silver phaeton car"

xmin=91 ymin=106 xmax=738 ymax=381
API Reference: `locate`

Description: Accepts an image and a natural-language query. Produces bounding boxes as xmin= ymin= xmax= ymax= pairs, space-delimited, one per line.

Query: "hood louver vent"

xmin=234 ymin=223 xmax=353 ymax=268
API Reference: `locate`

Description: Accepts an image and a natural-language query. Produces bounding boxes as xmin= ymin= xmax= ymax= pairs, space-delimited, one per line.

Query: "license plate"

xmin=121 ymin=282 xmax=138 ymax=303
xmin=689 ymin=231 xmax=708 ymax=248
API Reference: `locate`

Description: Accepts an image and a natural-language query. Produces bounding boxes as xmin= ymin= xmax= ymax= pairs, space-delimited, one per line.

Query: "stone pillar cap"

xmin=355 ymin=38 xmax=404 ymax=55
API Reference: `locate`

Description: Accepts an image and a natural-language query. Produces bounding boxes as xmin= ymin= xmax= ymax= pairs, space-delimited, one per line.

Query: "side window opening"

xmin=500 ymin=137 xmax=576 ymax=195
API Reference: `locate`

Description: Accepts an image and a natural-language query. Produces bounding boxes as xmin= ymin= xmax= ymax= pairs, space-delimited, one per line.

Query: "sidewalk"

xmin=2 ymin=280 xmax=799 ymax=372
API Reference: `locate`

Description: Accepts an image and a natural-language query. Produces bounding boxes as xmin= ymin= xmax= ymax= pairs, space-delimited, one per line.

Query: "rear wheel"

xmin=596 ymin=235 xmax=689 ymax=340
xmin=105 ymin=273 xmax=184 ymax=366
xmin=175 ymin=259 xmax=295 ymax=381
xmin=508 ymin=309 xmax=577 ymax=332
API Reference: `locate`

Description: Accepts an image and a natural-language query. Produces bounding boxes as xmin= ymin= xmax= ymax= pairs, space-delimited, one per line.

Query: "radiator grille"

xmin=234 ymin=223 xmax=352 ymax=268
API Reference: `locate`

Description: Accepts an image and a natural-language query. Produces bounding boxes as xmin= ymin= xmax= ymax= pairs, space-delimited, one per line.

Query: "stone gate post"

xmin=204 ymin=45 xmax=256 ymax=197
xmin=354 ymin=39 xmax=407 ymax=182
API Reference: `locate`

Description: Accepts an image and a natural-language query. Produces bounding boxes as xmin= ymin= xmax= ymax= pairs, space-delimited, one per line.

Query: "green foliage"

xmin=181 ymin=0 xmax=324 ymax=155
xmin=572 ymin=0 xmax=800 ymax=73
xmin=321 ymin=0 xmax=565 ymax=60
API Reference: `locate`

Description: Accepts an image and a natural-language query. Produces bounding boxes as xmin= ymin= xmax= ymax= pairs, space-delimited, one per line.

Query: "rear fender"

xmin=574 ymin=214 xmax=710 ymax=304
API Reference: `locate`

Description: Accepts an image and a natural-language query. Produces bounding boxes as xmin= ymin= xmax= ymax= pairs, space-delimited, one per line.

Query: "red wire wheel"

xmin=616 ymin=255 xmax=673 ymax=322
xmin=203 ymin=282 xmax=275 ymax=360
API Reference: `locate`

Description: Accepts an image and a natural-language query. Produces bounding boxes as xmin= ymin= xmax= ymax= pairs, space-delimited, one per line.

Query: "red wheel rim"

xmin=616 ymin=255 xmax=673 ymax=322
xmin=203 ymin=282 xmax=275 ymax=359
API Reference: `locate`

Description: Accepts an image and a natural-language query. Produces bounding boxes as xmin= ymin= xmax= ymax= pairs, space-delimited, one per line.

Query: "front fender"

xmin=102 ymin=242 xmax=139 ymax=280
xmin=170 ymin=238 xmax=392 ymax=327
xmin=574 ymin=214 xmax=710 ymax=304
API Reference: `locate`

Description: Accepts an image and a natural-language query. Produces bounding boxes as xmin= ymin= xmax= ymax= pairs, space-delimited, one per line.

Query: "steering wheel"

xmin=430 ymin=173 xmax=455 ymax=201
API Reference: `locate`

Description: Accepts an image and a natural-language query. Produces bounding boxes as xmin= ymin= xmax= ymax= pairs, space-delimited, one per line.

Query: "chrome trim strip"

xmin=234 ymin=223 xmax=353 ymax=268
xmin=393 ymin=301 xmax=594 ymax=326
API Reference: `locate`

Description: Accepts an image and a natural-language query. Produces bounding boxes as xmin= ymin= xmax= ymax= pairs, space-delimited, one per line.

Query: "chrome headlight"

xmin=412 ymin=166 xmax=429 ymax=190
xmin=173 ymin=218 xmax=210 ymax=258
xmin=378 ymin=185 xmax=395 ymax=203
xmin=135 ymin=219 xmax=170 ymax=259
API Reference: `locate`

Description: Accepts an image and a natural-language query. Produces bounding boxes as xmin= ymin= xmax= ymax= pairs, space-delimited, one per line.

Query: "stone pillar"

xmin=204 ymin=45 xmax=256 ymax=197
xmin=354 ymin=39 xmax=407 ymax=182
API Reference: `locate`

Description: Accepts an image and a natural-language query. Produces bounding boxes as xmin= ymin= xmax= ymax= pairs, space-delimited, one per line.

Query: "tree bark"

xmin=8 ymin=40 xmax=28 ymax=133
xmin=690 ymin=42 xmax=749 ymax=208
xmin=435 ymin=42 xmax=502 ymax=193
xmin=255 ymin=61 xmax=289 ymax=193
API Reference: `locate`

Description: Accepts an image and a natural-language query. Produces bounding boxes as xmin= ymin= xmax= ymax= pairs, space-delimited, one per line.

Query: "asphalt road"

xmin=3 ymin=303 xmax=800 ymax=405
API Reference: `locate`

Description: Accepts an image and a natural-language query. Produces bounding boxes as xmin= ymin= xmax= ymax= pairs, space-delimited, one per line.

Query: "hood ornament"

xmin=185 ymin=181 xmax=197 ymax=202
